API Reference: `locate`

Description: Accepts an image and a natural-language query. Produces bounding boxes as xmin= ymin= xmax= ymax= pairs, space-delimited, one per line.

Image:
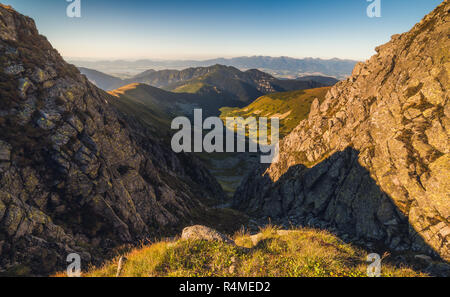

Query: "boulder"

xmin=181 ymin=225 xmax=235 ymax=244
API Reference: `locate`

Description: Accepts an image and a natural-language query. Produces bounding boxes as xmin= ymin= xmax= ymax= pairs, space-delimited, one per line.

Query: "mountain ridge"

xmin=220 ymin=87 xmax=331 ymax=138
xmin=0 ymin=5 xmax=227 ymax=275
xmin=81 ymin=65 xmax=338 ymax=112
xmin=72 ymin=56 xmax=358 ymax=79
xmin=233 ymin=0 xmax=450 ymax=262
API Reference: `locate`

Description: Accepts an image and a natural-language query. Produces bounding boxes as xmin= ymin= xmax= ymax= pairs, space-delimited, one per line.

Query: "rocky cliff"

xmin=0 ymin=4 xmax=224 ymax=275
xmin=233 ymin=1 xmax=449 ymax=261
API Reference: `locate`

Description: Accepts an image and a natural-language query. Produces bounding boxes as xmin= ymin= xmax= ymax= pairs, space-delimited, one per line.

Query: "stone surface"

xmin=181 ymin=225 xmax=235 ymax=244
xmin=233 ymin=2 xmax=450 ymax=261
xmin=0 ymin=5 xmax=225 ymax=275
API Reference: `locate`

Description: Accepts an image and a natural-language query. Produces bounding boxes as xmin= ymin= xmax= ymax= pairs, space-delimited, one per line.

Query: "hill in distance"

xmin=83 ymin=65 xmax=338 ymax=121
xmin=71 ymin=56 xmax=358 ymax=79
xmin=82 ymin=65 xmax=338 ymax=110
xmin=80 ymin=65 xmax=338 ymax=104
xmin=107 ymin=83 xmax=175 ymax=139
xmin=78 ymin=67 xmax=124 ymax=90
xmin=162 ymin=66 xmax=337 ymax=104
xmin=108 ymin=82 xmax=243 ymax=124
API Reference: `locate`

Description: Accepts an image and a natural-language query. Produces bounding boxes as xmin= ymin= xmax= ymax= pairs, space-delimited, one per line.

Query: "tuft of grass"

xmin=81 ymin=226 xmax=427 ymax=277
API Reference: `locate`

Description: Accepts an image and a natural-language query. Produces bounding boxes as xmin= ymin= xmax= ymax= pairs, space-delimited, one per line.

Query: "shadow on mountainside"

xmin=233 ymin=147 xmax=450 ymax=276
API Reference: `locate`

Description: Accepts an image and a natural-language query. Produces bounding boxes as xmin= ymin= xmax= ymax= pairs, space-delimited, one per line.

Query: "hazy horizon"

xmin=66 ymin=55 xmax=361 ymax=62
xmin=1 ymin=0 xmax=443 ymax=61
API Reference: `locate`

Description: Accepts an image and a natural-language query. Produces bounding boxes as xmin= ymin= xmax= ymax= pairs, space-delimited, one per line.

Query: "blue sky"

xmin=2 ymin=0 xmax=443 ymax=60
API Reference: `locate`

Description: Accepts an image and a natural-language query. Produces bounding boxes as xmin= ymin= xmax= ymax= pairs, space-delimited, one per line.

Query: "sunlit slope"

xmin=220 ymin=87 xmax=331 ymax=138
xmin=108 ymin=83 xmax=176 ymax=139
xmin=83 ymin=226 xmax=426 ymax=277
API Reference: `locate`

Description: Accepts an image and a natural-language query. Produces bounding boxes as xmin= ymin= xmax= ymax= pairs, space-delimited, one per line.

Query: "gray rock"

xmin=181 ymin=225 xmax=234 ymax=244
xmin=35 ymin=111 xmax=56 ymax=130
xmin=18 ymin=77 xmax=32 ymax=99
xmin=31 ymin=68 xmax=48 ymax=83
xmin=4 ymin=64 xmax=24 ymax=75
xmin=414 ymin=254 xmax=432 ymax=262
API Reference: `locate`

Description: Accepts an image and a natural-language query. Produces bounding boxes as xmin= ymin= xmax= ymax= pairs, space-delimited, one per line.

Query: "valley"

xmin=91 ymin=67 xmax=339 ymax=199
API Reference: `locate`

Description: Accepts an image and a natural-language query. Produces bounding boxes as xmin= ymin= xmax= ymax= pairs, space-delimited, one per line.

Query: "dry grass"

xmin=80 ymin=226 xmax=427 ymax=277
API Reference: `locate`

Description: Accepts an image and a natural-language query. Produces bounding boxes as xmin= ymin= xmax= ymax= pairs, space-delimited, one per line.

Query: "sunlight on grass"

xmin=82 ymin=226 xmax=427 ymax=277
xmin=220 ymin=87 xmax=330 ymax=138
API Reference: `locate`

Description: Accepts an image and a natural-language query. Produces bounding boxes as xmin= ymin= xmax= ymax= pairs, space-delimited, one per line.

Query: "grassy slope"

xmin=220 ymin=87 xmax=330 ymax=138
xmin=82 ymin=226 xmax=426 ymax=277
xmin=172 ymin=82 xmax=207 ymax=93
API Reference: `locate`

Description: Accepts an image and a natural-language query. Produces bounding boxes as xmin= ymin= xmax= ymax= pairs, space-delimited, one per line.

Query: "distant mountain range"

xmin=79 ymin=65 xmax=339 ymax=111
xmin=72 ymin=56 xmax=358 ymax=79
xmin=77 ymin=67 xmax=123 ymax=90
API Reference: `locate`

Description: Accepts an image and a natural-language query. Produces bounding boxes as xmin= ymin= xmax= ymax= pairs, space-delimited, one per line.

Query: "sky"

xmin=2 ymin=0 xmax=444 ymax=61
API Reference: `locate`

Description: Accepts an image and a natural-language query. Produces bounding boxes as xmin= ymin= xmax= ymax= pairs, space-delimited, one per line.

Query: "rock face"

xmin=234 ymin=2 xmax=449 ymax=261
xmin=0 ymin=5 xmax=224 ymax=275
xmin=181 ymin=225 xmax=234 ymax=244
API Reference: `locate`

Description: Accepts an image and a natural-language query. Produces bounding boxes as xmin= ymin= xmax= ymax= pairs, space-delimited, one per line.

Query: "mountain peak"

xmin=0 ymin=5 xmax=35 ymax=42
xmin=0 ymin=4 xmax=14 ymax=11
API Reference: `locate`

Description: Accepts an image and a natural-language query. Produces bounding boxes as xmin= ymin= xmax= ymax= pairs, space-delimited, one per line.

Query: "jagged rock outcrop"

xmin=234 ymin=1 xmax=449 ymax=261
xmin=0 ymin=5 xmax=224 ymax=275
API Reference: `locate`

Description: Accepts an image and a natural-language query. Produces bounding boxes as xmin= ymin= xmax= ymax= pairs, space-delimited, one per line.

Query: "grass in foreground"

xmin=81 ymin=226 xmax=427 ymax=277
